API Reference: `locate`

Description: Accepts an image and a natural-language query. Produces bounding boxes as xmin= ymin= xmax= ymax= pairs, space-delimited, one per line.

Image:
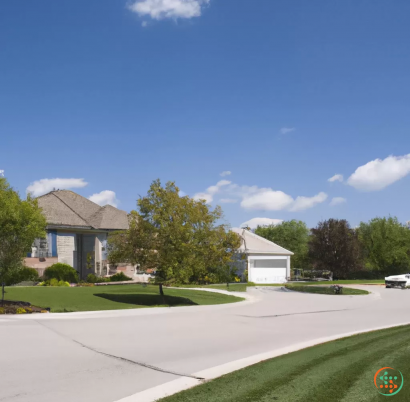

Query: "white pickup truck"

xmin=385 ymin=273 xmax=410 ymax=288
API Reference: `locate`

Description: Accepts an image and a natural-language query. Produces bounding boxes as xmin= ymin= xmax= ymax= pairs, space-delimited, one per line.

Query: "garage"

xmin=233 ymin=228 xmax=293 ymax=284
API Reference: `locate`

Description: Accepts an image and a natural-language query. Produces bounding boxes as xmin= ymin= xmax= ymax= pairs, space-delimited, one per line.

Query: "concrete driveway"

xmin=1 ymin=285 xmax=409 ymax=402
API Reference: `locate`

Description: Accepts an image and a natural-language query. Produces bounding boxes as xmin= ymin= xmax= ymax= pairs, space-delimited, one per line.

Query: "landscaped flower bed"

xmin=0 ymin=300 xmax=49 ymax=314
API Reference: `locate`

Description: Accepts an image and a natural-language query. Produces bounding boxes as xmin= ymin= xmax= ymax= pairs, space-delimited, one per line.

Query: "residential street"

xmin=1 ymin=286 xmax=409 ymax=402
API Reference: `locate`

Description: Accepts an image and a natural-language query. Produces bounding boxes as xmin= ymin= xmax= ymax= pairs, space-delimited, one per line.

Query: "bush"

xmin=110 ymin=272 xmax=132 ymax=282
xmin=13 ymin=281 xmax=38 ymax=287
xmin=87 ymin=274 xmax=98 ymax=283
xmin=87 ymin=274 xmax=110 ymax=283
xmin=49 ymin=278 xmax=59 ymax=287
xmin=44 ymin=263 xmax=78 ymax=283
xmin=0 ymin=307 xmax=5 ymax=314
xmin=16 ymin=308 xmax=26 ymax=314
xmin=41 ymin=279 xmax=70 ymax=287
xmin=4 ymin=266 xmax=40 ymax=286
xmin=77 ymin=282 xmax=94 ymax=287
xmin=18 ymin=267 xmax=39 ymax=282
xmin=25 ymin=307 xmax=33 ymax=313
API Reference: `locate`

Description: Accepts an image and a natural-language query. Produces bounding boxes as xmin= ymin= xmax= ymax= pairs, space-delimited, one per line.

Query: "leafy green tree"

xmin=108 ymin=180 xmax=240 ymax=296
xmin=358 ymin=217 xmax=410 ymax=276
xmin=255 ymin=220 xmax=310 ymax=268
xmin=0 ymin=177 xmax=46 ymax=301
xmin=308 ymin=219 xmax=363 ymax=279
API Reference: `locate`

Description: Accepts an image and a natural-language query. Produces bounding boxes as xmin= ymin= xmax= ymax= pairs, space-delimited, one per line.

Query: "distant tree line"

xmin=255 ymin=217 xmax=410 ymax=279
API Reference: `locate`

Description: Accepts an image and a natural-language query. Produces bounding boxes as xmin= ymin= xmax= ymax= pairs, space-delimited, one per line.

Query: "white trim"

xmin=248 ymin=255 xmax=288 ymax=260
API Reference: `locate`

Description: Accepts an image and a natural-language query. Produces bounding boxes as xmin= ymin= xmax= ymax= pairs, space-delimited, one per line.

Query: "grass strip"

xmin=285 ymin=284 xmax=369 ymax=295
xmin=159 ymin=325 xmax=410 ymax=402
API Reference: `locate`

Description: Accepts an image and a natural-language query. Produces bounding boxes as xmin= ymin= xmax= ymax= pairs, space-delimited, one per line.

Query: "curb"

xmin=115 ymin=321 xmax=410 ymax=402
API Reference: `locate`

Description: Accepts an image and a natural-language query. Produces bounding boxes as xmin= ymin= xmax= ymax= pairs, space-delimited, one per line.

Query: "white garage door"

xmin=251 ymin=259 xmax=287 ymax=284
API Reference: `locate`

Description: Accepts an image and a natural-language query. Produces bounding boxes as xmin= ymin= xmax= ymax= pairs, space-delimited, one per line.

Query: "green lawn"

xmin=4 ymin=284 xmax=244 ymax=313
xmin=160 ymin=325 xmax=410 ymax=402
xmin=285 ymin=284 xmax=370 ymax=295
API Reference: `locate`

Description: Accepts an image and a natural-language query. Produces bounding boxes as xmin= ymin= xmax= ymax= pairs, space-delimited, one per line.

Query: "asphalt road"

xmin=1 ymin=285 xmax=409 ymax=402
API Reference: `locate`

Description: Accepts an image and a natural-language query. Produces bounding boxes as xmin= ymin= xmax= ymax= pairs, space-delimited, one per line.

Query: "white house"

xmin=232 ymin=228 xmax=294 ymax=284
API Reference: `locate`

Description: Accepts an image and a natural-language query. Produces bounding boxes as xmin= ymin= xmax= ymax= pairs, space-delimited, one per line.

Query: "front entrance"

xmin=76 ymin=234 xmax=96 ymax=279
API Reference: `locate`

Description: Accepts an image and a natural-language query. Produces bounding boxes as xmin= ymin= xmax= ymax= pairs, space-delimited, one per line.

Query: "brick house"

xmin=25 ymin=190 xmax=129 ymax=279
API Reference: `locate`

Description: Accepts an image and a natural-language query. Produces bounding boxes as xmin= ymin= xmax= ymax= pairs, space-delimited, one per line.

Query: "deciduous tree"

xmin=255 ymin=220 xmax=310 ymax=268
xmin=108 ymin=180 xmax=240 ymax=296
xmin=308 ymin=219 xmax=363 ymax=279
xmin=0 ymin=178 xmax=46 ymax=301
xmin=358 ymin=217 xmax=410 ymax=275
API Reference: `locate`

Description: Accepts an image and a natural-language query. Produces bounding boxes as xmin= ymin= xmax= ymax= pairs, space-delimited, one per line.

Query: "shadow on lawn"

xmin=94 ymin=293 xmax=198 ymax=307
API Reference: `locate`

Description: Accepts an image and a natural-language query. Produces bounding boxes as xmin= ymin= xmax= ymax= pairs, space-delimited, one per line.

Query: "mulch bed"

xmin=0 ymin=300 xmax=49 ymax=314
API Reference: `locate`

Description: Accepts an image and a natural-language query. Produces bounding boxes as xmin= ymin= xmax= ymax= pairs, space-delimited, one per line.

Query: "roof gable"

xmin=37 ymin=190 xmax=129 ymax=230
xmin=88 ymin=205 xmax=129 ymax=230
xmin=232 ymin=228 xmax=294 ymax=255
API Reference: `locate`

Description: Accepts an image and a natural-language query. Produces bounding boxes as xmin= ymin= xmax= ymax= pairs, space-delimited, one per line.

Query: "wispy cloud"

xmin=128 ymin=0 xmax=210 ymax=20
xmin=328 ymin=174 xmax=344 ymax=183
xmin=194 ymin=179 xmax=327 ymax=212
xmin=27 ymin=178 xmax=88 ymax=197
xmin=330 ymin=197 xmax=347 ymax=206
xmin=220 ymin=171 xmax=231 ymax=177
xmin=347 ymin=154 xmax=410 ymax=191
xmin=279 ymin=127 xmax=295 ymax=135
xmin=240 ymin=218 xmax=283 ymax=229
xmin=193 ymin=180 xmax=231 ymax=203
xmin=89 ymin=190 xmax=119 ymax=208
xmin=289 ymin=192 xmax=328 ymax=212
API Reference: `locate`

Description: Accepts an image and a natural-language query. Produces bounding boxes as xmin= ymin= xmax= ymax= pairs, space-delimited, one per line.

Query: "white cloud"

xmin=89 ymin=190 xmax=119 ymax=208
xmin=193 ymin=192 xmax=213 ymax=203
xmin=347 ymin=154 xmax=410 ymax=191
xmin=0 ymin=170 xmax=4 ymax=177
xmin=128 ymin=0 xmax=210 ymax=20
xmin=279 ymin=127 xmax=295 ymax=135
xmin=289 ymin=192 xmax=328 ymax=212
xmin=328 ymin=174 xmax=344 ymax=183
xmin=239 ymin=186 xmax=327 ymax=212
xmin=178 ymin=190 xmax=186 ymax=197
xmin=240 ymin=218 xmax=283 ymax=229
xmin=330 ymin=197 xmax=347 ymax=206
xmin=194 ymin=180 xmax=327 ymax=212
xmin=219 ymin=198 xmax=238 ymax=204
xmin=193 ymin=180 xmax=231 ymax=203
xmin=27 ymin=178 xmax=88 ymax=197
xmin=220 ymin=171 xmax=231 ymax=177
xmin=241 ymin=188 xmax=294 ymax=211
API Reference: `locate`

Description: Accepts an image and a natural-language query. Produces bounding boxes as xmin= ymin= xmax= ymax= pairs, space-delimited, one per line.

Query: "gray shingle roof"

xmin=232 ymin=228 xmax=294 ymax=255
xmin=37 ymin=190 xmax=129 ymax=230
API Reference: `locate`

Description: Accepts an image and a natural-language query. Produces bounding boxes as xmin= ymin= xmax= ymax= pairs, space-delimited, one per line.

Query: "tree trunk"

xmin=1 ymin=282 xmax=4 ymax=305
xmin=159 ymin=283 xmax=167 ymax=306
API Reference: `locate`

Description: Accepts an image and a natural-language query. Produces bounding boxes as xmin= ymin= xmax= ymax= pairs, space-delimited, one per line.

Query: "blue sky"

xmin=1 ymin=0 xmax=410 ymax=229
